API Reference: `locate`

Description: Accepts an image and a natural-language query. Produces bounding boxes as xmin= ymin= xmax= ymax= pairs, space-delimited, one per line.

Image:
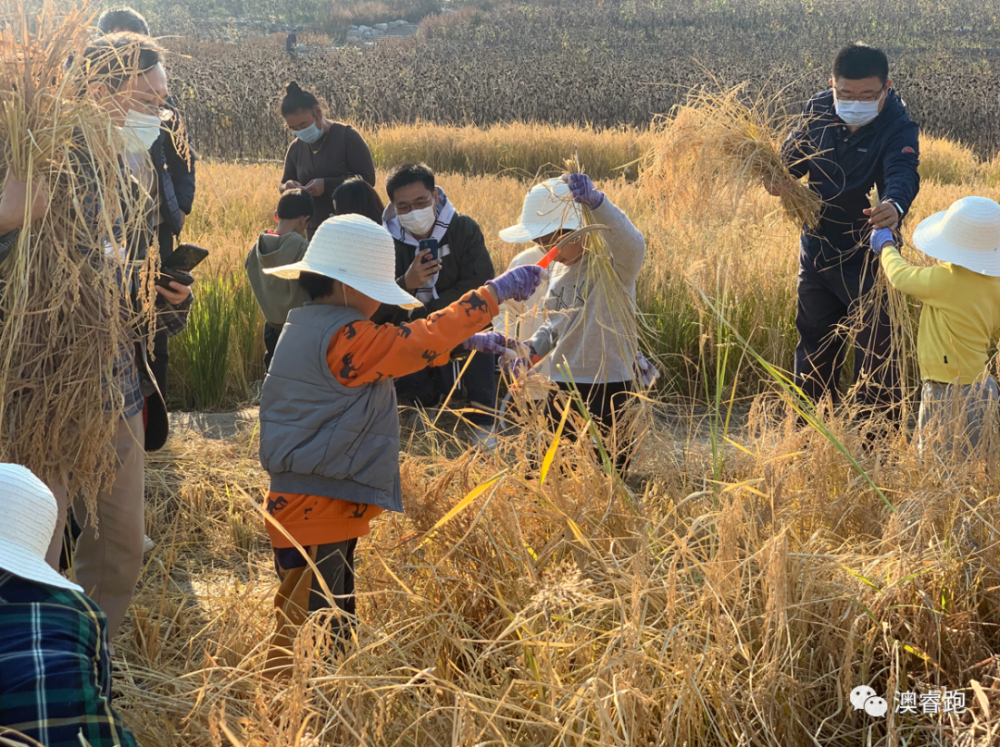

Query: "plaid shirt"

xmin=0 ymin=572 xmax=138 ymax=747
xmin=119 ymin=291 xmax=194 ymax=419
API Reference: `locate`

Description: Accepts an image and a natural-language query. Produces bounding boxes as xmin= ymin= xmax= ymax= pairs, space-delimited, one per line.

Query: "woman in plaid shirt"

xmin=0 ymin=464 xmax=138 ymax=747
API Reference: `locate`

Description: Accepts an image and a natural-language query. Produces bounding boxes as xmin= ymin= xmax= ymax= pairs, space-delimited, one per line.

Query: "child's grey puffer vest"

xmin=259 ymin=303 xmax=403 ymax=513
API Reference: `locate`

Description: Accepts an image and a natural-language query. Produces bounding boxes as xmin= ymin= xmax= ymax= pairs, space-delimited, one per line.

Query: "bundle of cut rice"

xmin=0 ymin=0 xmax=157 ymax=512
xmin=642 ymin=83 xmax=824 ymax=230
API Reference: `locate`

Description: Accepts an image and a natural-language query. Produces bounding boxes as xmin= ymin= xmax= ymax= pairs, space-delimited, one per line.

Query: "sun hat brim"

xmin=264 ymin=261 xmax=423 ymax=309
xmin=499 ymin=211 xmax=584 ymax=244
xmin=913 ymin=210 xmax=1000 ymax=278
xmin=0 ymin=546 xmax=83 ymax=592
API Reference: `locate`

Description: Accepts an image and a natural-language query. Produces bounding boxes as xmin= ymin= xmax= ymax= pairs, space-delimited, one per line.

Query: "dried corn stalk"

xmin=0 ymin=0 xmax=157 ymax=512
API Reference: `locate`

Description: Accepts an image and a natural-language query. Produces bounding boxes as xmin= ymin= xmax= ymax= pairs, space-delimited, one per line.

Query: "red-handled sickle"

xmin=535 ymin=224 xmax=610 ymax=269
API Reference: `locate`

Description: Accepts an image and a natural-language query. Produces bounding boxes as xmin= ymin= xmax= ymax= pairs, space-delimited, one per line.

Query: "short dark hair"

xmin=82 ymin=33 xmax=162 ymax=91
xmin=97 ymin=7 xmax=150 ymax=35
xmin=833 ymin=43 xmax=889 ymax=84
xmin=385 ymin=163 xmax=435 ymax=202
xmin=277 ymin=189 xmax=314 ymax=220
xmin=298 ymin=272 xmax=336 ymax=301
xmin=333 ymin=177 xmax=385 ymax=224
xmin=281 ymin=81 xmax=320 ymax=117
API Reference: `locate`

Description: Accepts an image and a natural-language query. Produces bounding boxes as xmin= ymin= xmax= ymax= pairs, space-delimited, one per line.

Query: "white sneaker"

xmin=142 ymin=534 xmax=155 ymax=555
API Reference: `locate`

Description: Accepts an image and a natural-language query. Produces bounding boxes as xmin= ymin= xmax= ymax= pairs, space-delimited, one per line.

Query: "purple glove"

xmin=566 ymin=173 xmax=605 ymax=210
xmin=463 ymin=332 xmax=521 ymax=359
xmin=500 ymin=343 xmax=536 ymax=377
xmin=870 ymin=228 xmax=895 ymax=254
xmin=486 ymin=265 xmax=546 ymax=304
xmin=634 ymin=352 xmax=660 ymax=388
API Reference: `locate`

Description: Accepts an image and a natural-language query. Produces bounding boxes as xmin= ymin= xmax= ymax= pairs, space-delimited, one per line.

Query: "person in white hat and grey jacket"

xmin=499 ymin=174 xmax=648 ymax=471
xmin=255 ymin=213 xmax=543 ymax=677
xmin=872 ymin=196 xmax=1000 ymax=458
xmin=0 ymin=464 xmax=138 ymax=747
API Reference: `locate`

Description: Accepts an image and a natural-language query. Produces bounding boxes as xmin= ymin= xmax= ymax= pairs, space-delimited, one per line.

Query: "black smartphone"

xmin=163 ymin=243 xmax=209 ymax=272
xmin=419 ymin=238 xmax=439 ymax=263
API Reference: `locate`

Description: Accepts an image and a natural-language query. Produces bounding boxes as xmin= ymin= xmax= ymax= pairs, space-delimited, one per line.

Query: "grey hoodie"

xmin=245 ymin=231 xmax=312 ymax=326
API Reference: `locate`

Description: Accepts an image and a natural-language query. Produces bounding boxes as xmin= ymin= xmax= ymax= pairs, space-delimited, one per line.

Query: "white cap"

xmin=264 ymin=214 xmax=422 ymax=309
xmin=499 ymin=178 xmax=583 ymax=243
xmin=912 ymin=196 xmax=1000 ymax=277
xmin=0 ymin=464 xmax=82 ymax=591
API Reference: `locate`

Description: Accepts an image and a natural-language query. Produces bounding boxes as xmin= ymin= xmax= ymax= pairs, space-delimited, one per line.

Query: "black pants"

xmin=395 ymin=353 xmax=497 ymax=428
xmin=794 ymin=251 xmax=900 ymax=420
xmin=546 ymin=380 xmax=636 ymax=473
xmin=263 ymin=323 xmax=282 ymax=372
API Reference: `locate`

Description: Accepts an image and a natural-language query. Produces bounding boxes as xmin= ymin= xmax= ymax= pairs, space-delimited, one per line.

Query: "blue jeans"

xmin=394 ymin=353 xmax=497 ymax=427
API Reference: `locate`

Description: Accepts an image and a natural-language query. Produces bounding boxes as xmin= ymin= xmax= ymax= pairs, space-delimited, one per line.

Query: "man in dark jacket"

xmin=769 ymin=43 xmax=920 ymax=420
xmin=377 ymin=163 xmax=497 ymax=436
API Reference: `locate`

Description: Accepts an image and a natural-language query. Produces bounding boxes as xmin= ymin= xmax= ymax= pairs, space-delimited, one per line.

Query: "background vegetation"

xmin=144 ymin=0 xmax=1000 ymax=161
xmin=168 ymin=124 xmax=1000 ymax=411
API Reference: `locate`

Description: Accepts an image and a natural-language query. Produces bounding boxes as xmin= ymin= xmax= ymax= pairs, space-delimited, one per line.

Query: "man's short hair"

xmin=97 ymin=7 xmax=150 ymax=36
xmin=834 ymin=43 xmax=889 ymax=84
xmin=82 ymin=33 xmax=162 ymax=91
xmin=298 ymin=272 xmax=336 ymax=301
xmin=277 ymin=189 xmax=314 ymax=220
xmin=385 ymin=163 xmax=435 ymax=202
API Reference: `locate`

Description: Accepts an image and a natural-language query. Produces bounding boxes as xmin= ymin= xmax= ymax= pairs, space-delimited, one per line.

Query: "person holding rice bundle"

xmin=767 ymin=43 xmax=920 ymax=424
xmin=0 ymin=33 xmax=192 ymax=639
xmin=871 ymin=198 xmax=1000 ymax=459
xmin=256 ymin=214 xmax=543 ymax=676
xmin=499 ymin=173 xmax=648 ymax=471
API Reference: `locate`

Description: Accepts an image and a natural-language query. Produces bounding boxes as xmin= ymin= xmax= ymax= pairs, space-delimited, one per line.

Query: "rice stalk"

xmin=641 ymin=82 xmax=824 ymax=230
xmin=0 ymin=0 xmax=157 ymax=510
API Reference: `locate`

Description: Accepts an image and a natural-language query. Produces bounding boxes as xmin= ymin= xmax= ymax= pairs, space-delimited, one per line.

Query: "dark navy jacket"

xmin=149 ymin=107 xmax=196 ymax=237
xmin=782 ymin=89 xmax=920 ymax=264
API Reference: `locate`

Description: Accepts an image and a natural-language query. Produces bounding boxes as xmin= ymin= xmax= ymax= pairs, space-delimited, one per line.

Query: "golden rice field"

xmin=167 ymin=122 xmax=1000 ymax=410
xmin=105 ymin=121 xmax=1000 ymax=746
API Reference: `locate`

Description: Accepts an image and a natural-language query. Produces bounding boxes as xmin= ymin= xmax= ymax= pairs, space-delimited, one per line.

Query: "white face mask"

xmin=834 ymin=89 xmax=885 ymax=128
xmin=120 ymin=109 xmax=162 ymax=153
xmin=397 ymin=204 xmax=437 ymax=236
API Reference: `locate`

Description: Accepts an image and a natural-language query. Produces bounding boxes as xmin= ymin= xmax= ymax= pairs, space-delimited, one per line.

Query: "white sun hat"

xmin=0 ymin=463 xmax=82 ymax=592
xmin=499 ymin=178 xmax=584 ymax=244
xmin=264 ymin=214 xmax=422 ymax=309
xmin=912 ymin=196 xmax=1000 ymax=277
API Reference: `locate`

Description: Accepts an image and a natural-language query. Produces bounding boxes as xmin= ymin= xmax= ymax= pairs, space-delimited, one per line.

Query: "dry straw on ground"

xmin=0 ymin=0 xmax=156 ymax=508
xmin=114 ymin=393 xmax=1000 ymax=746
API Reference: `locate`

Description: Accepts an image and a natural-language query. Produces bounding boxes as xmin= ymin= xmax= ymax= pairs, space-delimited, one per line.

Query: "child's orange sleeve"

xmin=326 ymin=288 xmax=500 ymax=387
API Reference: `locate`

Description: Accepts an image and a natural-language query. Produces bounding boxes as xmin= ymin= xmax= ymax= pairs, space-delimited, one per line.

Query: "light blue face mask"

xmin=294 ymin=122 xmax=323 ymax=144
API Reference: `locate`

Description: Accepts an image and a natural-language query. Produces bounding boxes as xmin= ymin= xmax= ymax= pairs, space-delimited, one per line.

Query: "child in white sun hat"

xmin=256 ymin=213 xmax=543 ymax=676
xmin=872 ymin=196 xmax=1000 ymax=458
xmin=499 ymin=174 xmax=649 ymax=471
xmin=0 ymin=463 xmax=139 ymax=747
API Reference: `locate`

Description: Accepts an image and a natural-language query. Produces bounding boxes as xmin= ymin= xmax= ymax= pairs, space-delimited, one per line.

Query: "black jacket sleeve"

xmin=881 ymin=121 xmax=921 ymax=218
xmin=165 ymin=114 xmax=196 ymax=216
xmin=781 ymin=99 xmax=814 ymax=181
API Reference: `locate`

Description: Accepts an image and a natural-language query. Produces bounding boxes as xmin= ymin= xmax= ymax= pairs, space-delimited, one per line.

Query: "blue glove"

xmin=566 ymin=173 xmax=605 ymax=210
xmin=870 ymin=228 xmax=895 ymax=254
xmin=463 ymin=332 xmax=522 ymax=359
xmin=486 ymin=265 xmax=546 ymax=304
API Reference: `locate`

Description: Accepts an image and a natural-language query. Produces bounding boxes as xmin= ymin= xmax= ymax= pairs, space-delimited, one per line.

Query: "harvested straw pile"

xmin=0 ymin=0 xmax=154 ymax=506
xmin=642 ymin=84 xmax=823 ymax=230
xmin=116 ymin=398 xmax=1000 ymax=746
